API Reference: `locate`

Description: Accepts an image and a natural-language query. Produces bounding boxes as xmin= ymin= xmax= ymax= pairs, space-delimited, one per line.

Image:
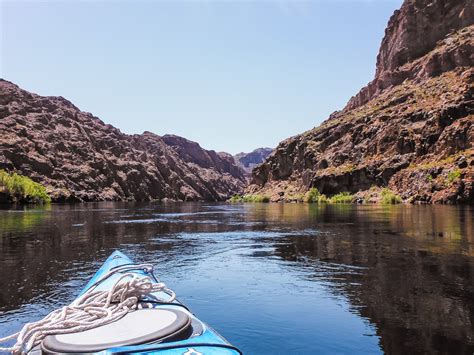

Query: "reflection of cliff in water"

xmin=1 ymin=202 xmax=473 ymax=354
xmin=271 ymin=206 xmax=474 ymax=354
xmin=0 ymin=202 xmax=238 ymax=311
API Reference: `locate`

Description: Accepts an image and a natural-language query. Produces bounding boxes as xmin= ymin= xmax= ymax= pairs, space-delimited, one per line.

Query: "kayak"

xmin=38 ymin=251 xmax=242 ymax=354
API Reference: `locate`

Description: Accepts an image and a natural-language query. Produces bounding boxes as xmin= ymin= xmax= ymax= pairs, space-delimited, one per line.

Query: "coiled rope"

xmin=0 ymin=263 xmax=175 ymax=354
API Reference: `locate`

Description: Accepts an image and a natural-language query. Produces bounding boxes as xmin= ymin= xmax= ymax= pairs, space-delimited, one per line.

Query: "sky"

xmin=1 ymin=0 xmax=403 ymax=154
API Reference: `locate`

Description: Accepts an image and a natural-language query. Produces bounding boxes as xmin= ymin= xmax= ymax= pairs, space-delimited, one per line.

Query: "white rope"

xmin=0 ymin=263 xmax=175 ymax=354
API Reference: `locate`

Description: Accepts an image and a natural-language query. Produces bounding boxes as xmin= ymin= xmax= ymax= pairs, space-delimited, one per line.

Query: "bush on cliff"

xmin=380 ymin=188 xmax=403 ymax=204
xmin=304 ymin=188 xmax=328 ymax=203
xmin=447 ymin=169 xmax=461 ymax=185
xmin=0 ymin=170 xmax=51 ymax=204
xmin=228 ymin=194 xmax=270 ymax=203
xmin=328 ymin=192 xmax=354 ymax=204
xmin=305 ymin=188 xmax=320 ymax=203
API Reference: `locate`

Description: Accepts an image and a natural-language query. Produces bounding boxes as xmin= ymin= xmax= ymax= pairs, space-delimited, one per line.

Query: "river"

xmin=0 ymin=202 xmax=473 ymax=354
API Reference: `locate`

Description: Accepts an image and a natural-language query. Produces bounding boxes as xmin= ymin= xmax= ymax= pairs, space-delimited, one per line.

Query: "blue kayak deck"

xmin=75 ymin=251 xmax=241 ymax=355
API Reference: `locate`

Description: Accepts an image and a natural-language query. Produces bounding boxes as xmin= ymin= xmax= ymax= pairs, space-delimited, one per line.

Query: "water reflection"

xmin=0 ymin=203 xmax=473 ymax=354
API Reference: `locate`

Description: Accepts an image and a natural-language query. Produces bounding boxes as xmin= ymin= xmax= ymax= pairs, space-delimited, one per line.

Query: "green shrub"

xmin=304 ymin=188 xmax=320 ymax=203
xmin=0 ymin=170 xmax=51 ymax=204
xmin=328 ymin=192 xmax=354 ymax=204
xmin=447 ymin=169 xmax=461 ymax=185
xmin=228 ymin=195 xmax=243 ymax=203
xmin=251 ymin=195 xmax=270 ymax=203
xmin=304 ymin=188 xmax=329 ymax=203
xmin=318 ymin=194 xmax=328 ymax=203
xmin=228 ymin=194 xmax=270 ymax=203
xmin=380 ymin=188 xmax=402 ymax=204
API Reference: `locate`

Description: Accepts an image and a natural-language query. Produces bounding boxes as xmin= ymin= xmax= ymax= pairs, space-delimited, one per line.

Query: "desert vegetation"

xmin=0 ymin=170 xmax=50 ymax=204
xmin=228 ymin=194 xmax=270 ymax=203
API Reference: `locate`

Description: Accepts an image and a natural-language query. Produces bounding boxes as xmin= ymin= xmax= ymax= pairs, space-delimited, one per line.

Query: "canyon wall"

xmin=248 ymin=0 xmax=473 ymax=204
xmin=0 ymin=80 xmax=246 ymax=202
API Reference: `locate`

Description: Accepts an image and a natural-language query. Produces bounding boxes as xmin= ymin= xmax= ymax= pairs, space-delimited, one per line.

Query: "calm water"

xmin=0 ymin=203 xmax=473 ymax=354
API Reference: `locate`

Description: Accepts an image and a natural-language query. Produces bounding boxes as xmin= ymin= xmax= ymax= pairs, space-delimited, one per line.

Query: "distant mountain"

xmin=248 ymin=0 xmax=473 ymax=204
xmin=233 ymin=148 xmax=273 ymax=175
xmin=0 ymin=80 xmax=246 ymax=202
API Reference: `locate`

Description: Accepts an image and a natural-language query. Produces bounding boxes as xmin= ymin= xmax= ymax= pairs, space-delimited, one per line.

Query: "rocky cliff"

xmin=0 ymin=80 xmax=246 ymax=202
xmin=248 ymin=0 xmax=474 ymax=204
xmin=234 ymin=147 xmax=273 ymax=175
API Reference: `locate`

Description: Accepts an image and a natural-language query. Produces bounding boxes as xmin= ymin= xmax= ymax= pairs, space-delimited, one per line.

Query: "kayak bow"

xmin=40 ymin=251 xmax=242 ymax=355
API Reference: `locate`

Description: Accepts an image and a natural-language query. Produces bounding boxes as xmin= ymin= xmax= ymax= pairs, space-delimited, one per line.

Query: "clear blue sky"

xmin=1 ymin=0 xmax=402 ymax=154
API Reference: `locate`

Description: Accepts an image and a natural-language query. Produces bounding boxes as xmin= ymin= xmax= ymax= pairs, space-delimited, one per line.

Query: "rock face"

xmin=0 ymin=80 xmax=246 ymax=202
xmin=346 ymin=0 xmax=474 ymax=111
xmin=248 ymin=0 xmax=474 ymax=204
xmin=233 ymin=148 xmax=273 ymax=175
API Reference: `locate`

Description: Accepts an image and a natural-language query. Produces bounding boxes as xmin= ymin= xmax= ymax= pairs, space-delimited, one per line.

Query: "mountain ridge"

xmin=0 ymin=79 xmax=246 ymax=202
xmin=233 ymin=148 xmax=273 ymax=175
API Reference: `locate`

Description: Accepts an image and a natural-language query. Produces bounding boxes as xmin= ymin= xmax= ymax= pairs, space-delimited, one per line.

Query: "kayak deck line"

xmin=1 ymin=251 xmax=242 ymax=355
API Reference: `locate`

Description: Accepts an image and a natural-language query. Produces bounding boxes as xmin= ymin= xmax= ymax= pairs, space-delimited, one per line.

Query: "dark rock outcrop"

xmin=233 ymin=148 xmax=273 ymax=175
xmin=0 ymin=80 xmax=246 ymax=202
xmin=248 ymin=0 xmax=474 ymax=204
xmin=346 ymin=0 xmax=474 ymax=110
